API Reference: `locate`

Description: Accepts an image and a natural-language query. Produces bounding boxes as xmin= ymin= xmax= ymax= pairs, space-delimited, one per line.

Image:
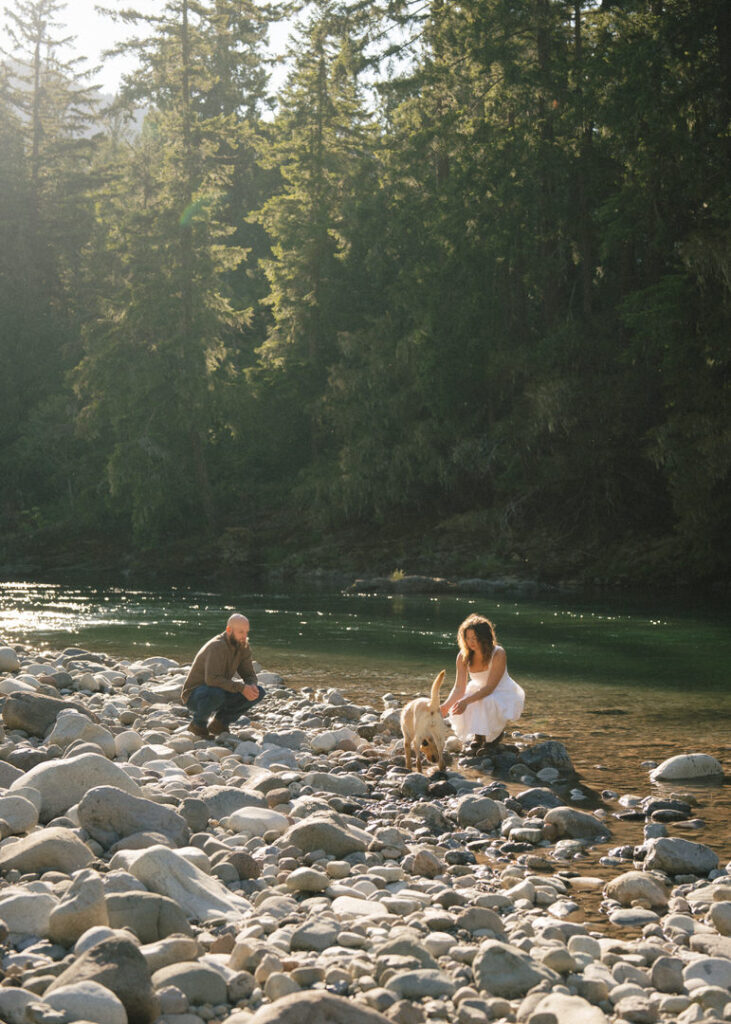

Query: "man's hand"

xmin=241 ymin=683 xmax=259 ymax=701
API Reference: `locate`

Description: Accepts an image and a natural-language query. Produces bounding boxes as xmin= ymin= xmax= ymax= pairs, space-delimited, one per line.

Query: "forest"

xmin=0 ymin=0 xmax=728 ymax=587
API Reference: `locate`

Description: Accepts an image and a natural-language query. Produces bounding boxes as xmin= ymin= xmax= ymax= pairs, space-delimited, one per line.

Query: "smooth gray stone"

xmin=106 ymin=892 xmax=193 ymax=943
xmin=77 ymin=786 xmax=190 ymax=847
xmin=472 ymin=939 xmax=556 ymax=998
xmin=247 ymin=991 xmax=392 ymax=1024
xmin=45 ymin=936 xmax=158 ymax=1024
xmin=544 ymin=806 xmax=611 ymax=841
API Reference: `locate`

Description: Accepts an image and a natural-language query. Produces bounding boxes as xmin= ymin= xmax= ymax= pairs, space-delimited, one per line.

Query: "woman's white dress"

xmin=448 ymin=659 xmax=525 ymax=741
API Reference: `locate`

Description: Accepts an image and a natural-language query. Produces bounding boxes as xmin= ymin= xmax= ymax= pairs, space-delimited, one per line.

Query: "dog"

xmin=400 ymin=670 xmax=449 ymax=773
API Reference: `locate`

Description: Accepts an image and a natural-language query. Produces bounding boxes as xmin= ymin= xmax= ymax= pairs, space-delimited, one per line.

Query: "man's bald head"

xmin=226 ymin=613 xmax=250 ymax=646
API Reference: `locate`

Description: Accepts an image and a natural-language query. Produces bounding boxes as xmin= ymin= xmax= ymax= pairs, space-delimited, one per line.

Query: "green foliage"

xmin=0 ymin=0 xmax=728 ymax=583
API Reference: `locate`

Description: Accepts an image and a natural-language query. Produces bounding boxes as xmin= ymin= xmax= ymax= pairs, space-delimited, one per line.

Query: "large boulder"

xmin=117 ymin=844 xmax=251 ymax=922
xmin=0 ymin=826 xmax=94 ymax=874
xmin=543 ymin=807 xmax=611 ymax=842
xmin=472 ymin=939 xmax=557 ymax=997
xmin=9 ymin=753 xmax=143 ymax=822
xmin=644 ymin=837 xmax=718 ymax=876
xmin=650 ymin=753 xmax=724 ymax=782
xmin=2 ymin=691 xmax=95 ymax=738
xmin=77 ymin=786 xmax=190 ymax=848
xmin=45 ymin=935 xmax=158 ymax=1024
xmin=456 ymin=795 xmax=502 ymax=830
xmin=284 ymin=813 xmax=370 ymax=857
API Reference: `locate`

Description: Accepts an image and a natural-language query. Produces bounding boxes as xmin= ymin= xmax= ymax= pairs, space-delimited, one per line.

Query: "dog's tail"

xmin=429 ymin=669 xmax=446 ymax=711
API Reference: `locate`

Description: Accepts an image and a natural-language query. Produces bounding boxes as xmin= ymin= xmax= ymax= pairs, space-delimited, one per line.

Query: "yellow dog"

xmin=400 ymin=670 xmax=449 ymax=773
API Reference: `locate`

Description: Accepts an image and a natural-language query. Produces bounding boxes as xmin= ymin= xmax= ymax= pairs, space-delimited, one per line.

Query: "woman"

xmin=441 ymin=613 xmax=524 ymax=749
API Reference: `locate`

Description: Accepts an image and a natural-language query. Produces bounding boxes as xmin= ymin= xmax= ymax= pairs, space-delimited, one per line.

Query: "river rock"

xmin=225 ymin=805 xmax=290 ymax=837
xmin=683 ymin=957 xmax=731 ymax=989
xmin=0 ymin=825 xmax=94 ymax=873
xmin=78 ymin=785 xmax=190 ymax=847
xmin=331 ymin=895 xmax=391 ymax=920
xmin=527 ymin=992 xmax=608 ymax=1023
xmin=0 ymin=761 xmax=24 ymax=788
xmin=456 ymin=907 xmax=507 ymax=936
xmin=0 ymin=988 xmax=37 ymax=1024
xmin=301 ymin=770 xmax=368 ymax=797
xmin=375 ymin=930 xmax=440 ymax=970
xmin=291 ymin=919 xmax=339 ymax=952
xmin=48 ymin=868 xmax=109 ymax=944
xmin=152 ymin=962 xmax=228 ymax=1004
xmin=197 ymin=785 xmax=267 ymax=817
xmin=605 ymin=870 xmax=669 ymax=908
xmin=106 ymin=891 xmax=192 ymax=942
xmin=0 ymin=647 xmax=21 ymax=672
xmin=285 ymin=813 xmax=370 ymax=856
xmin=247 ymin=990 xmax=392 ymax=1024
xmin=44 ymin=979 xmax=128 ymax=1024
xmin=650 ymin=753 xmax=724 ymax=782
xmin=690 ymin=933 xmax=731 ymax=959
xmin=2 ymin=691 xmax=95 ymax=737
xmin=472 ymin=939 xmax=556 ymax=997
xmin=709 ymin=901 xmax=731 ymax=936
xmin=0 ymin=794 xmax=39 ymax=835
xmin=644 ymin=837 xmax=719 ymax=876
xmin=9 ymin=752 xmax=143 ymax=822
xmin=386 ymin=969 xmax=456 ymax=999
xmin=45 ymin=934 xmax=158 ymax=1024
xmin=456 ymin=795 xmax=502 ymax=830
xmin=285 ymin=866 xmax=330 ymax=892
xmin=543 ymin=806 xmax=611 ymax=841
xmin=47 ymin=710 xmax=117 ymax=758
xmin=520 ymin=740 xmax=575 ymax=773
xmin=121 ymin=844 xmax=251 ymax=921
xmin=0 ymin=888 xmax=58 ymax=935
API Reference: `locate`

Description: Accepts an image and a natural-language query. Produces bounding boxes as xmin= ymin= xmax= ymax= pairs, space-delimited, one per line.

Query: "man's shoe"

xmin=188 ymin=721 xmax=211 ymax=739
xmin=207 ymin=715 xmax=229 ymax=736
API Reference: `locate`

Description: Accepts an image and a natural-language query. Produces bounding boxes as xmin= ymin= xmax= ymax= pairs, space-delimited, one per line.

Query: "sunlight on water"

xmin=1 ymin=579 xmax=729 ymax=861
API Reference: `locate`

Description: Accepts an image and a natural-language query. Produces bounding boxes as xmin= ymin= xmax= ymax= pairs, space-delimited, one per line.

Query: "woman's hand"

xmin=452 ymin=698 xmax=469 ymax=716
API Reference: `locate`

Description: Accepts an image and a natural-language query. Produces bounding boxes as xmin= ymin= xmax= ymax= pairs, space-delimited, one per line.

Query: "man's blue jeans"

xmin=187 ymin=684 xmax=265 ymax=729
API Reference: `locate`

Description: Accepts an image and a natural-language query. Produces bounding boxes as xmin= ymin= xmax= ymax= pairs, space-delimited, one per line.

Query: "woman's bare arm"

xmin=450 ymin=647 xmax=506 ymax=716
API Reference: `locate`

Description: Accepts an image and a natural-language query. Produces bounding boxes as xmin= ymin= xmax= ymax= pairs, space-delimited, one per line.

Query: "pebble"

xmin=0 ymin=641 xmax=725 ymax=1024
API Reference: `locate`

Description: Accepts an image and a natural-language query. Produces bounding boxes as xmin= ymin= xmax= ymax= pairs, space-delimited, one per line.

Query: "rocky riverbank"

xmin=0 ymin=643 xmax=728 ymax=1024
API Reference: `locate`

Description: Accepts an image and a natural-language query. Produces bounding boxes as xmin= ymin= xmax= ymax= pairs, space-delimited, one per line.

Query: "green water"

xmin=1 ymin=580 xmax=728 ymax=693
xmin=1 ymin=581 xmax=729 ymax=855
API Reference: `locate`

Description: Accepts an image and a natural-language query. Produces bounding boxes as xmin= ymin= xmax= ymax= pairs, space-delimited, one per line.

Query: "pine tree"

xmin=76 ymin=0 xmax=271 ymax=541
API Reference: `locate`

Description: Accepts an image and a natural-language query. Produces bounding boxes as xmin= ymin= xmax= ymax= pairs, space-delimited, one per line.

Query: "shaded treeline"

xmin=0 ymin=0 xmax=728 ymax=583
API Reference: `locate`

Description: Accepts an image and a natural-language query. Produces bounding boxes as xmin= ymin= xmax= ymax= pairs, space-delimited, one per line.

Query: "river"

xmin=1 ymin=579 xmax=729 ymax=877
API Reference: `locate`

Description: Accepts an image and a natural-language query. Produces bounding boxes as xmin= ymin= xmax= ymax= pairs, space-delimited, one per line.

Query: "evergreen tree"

xmin=76 ymin=0 xmax=271 ymax=542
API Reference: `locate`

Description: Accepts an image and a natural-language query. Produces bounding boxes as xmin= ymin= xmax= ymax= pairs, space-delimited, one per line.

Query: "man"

xmin=181 ymin=613 xmax=265 ymax=738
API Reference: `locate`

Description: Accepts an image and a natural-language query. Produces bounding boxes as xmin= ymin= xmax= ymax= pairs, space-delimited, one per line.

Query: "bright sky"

xmin=3 ymin=0 xmax=291 ymax=95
